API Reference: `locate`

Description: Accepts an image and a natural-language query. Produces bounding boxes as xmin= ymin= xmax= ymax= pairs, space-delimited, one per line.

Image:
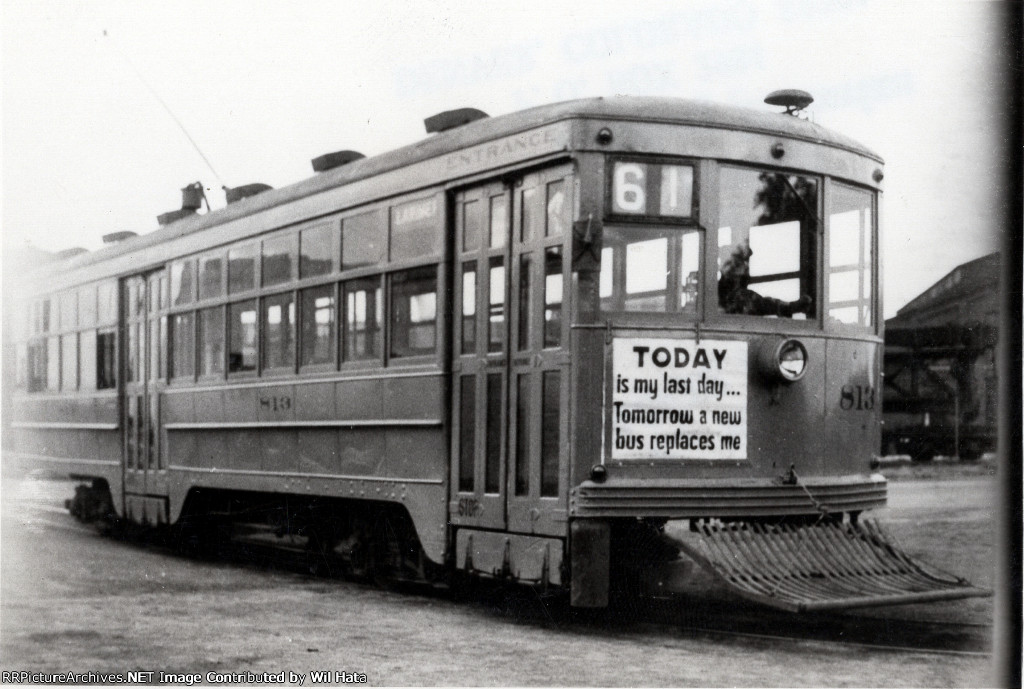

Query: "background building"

xmin=882 ymin=252 xmax=1000 ymax=459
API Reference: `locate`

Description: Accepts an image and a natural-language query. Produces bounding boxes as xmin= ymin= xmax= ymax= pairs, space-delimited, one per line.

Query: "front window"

xmin=717 ymin=167 xmax=818 ymax=319
xmin=828 ymin=184 xmax=874 ymax=327
xmin=600 ymin=227 xmax=700 ymax=313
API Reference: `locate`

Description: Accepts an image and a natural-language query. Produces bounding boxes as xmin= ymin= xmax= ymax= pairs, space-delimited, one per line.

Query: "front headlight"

xmin=755 ymin=337 xmax=808 ymax=383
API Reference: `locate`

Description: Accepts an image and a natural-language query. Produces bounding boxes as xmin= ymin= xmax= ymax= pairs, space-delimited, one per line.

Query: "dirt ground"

xmin=0 ymin=472 xmax=1000 ymax=687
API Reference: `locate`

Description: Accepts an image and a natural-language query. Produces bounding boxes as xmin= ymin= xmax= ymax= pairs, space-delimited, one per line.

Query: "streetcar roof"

xmin=35 ymin=95 xmax=881 ymax=277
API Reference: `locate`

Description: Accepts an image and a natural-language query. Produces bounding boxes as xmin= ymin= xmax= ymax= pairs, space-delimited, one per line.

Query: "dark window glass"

xmin=544 ymin=247 xmax=563 ymax=348
xmin=344 ymin=277 xmax=382 ymax=361
xmin=27 ymin=341 xmax=46 ymax=392
xmin=717 ymin=168 xmax=818 ymax=318
xmin=515 ymin=374 xmax=530 ymax=496
xmin=488 ymin=257 xmax=505 ymax=353
xmin=545 ymin=180 xmax=568 ymax=237
xmin=300 ymin=224 xmax=334 ymax=278
xmin=228 ymin=300 xmax=257 ymax=373
xmin=79 ymin=331 xmax=97 ymax=390
xmin=61 ymin=334 xmax=77 ymax=390
xmin=517 ymin=253 xmax=534 ymax=351
xmin=461 ymin=263 xmax=476 ymax=354
xmin=541 ymin=371 xmax=561 ymax=497
xmin=171 ymin=313 xmax=195 ymax=379
xmin=262 ymin=292 xmax=295 ymax=370
xmin=458 ymin=376 xmax=475 ymax=493
xmin=97 ymin=330 xmax=117 ymax=389
xmin=97 ymin=282 xmax=117 ymax=325
xmin=198 ymin=306 xmax=225 ymax=376
xmin=170 ymin=260 xmax=195 ymax=306
xmin=520 ymin=187 xmax=540 ymax=242
xmin=262 ymin=234 xmax=296 ymax=286
xmin=126 ymin=321 xmax=138 ymax=382
xmin=391 ymin=196 xmax=441 ymax=261
xmin=599 ymin=227 xmax=700 ymax=314
xmin=390 ymin=266 xmax=437 ymax=359
xmin=300 ymin=285 xmax=335 ymax=366
xmin=228 ymin=244 xmax=257 ymax=294
xmin=198 ymin=254 xmax=224 ymax=300
xmin=489 ymin=195 xmax=508 ymax=248
xmin=342 ymin=210 xmax=386 ymax=270
xmin=462 ymin=200 xmax=482 ymax=252
xmin=60 ymin=292 xmax=78 ymax=331
xmin=484 ymin=373 xmax=502 ymax=494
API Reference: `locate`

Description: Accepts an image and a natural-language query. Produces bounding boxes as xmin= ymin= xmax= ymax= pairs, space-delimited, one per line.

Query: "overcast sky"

xmin=1 ymin=0 xmax=1012 ymax=316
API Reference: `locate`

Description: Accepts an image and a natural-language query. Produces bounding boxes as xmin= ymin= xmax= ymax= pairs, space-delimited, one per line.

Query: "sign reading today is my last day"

xmin=611 ymin=338 xmax=748 ymax=460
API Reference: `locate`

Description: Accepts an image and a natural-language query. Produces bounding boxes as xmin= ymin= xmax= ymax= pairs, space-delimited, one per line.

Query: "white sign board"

xmin=611 ymin=338 xmax=748 ymax=460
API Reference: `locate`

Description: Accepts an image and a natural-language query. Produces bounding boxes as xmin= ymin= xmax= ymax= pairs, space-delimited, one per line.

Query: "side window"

xmin=170 ymin=260 xmax=196 ymax=306
xmin=390 ymin=196 xmax=441 ymax=261
xmin=828 ymin=184 xmax=874 ymax=327
xmin=343 ymin=277 xmax=382 ymax=361
xmin=198 ymin=306 xmax=225 ymax=376
xmin=300 ymin=285 xmax=335 ymax=367
xmin=61 ymin=334 xmax=78 ymax=391
xmin=300 ymin=224 xmax=335 ymax=278
xmin=171 ymin=313 xmax=195 ymax=379
xmin=262 ymin=292 xmax=295 ymax=370
xmin=389 ymin=266 xmax=437 ymax=359
xmin=228 ymin=244 xmax=257 ymax=294
xmin=198 ymin=253 xmax=224 ymax=300
xmin=342 ymin=210 xmax=386 ymax=270
xmin=717 ymin=167 xmax=818 ymax=319
xmin=80 ymin=331 xmax=98 ymax=390
xmin=46 ymin=336 xmax=60 ymax=391
xmin=262 ymin=234 xmax=296 ymax=287
xmin=97 ymin=329 xmax=117 ymax=389
xmin=228 ymin=300 xmax=257 ymax=372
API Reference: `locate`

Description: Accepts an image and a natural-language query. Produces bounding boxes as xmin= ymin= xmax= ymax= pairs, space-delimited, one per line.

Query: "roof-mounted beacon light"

xmin=224 ymin=183 xmax=273 ymax=204
xmin=764 ymin=89 xmax=814 ymax=117
xmin=157 ymin=182 xmax=208 ymax=226
xmin=424 ymin=108 xmax=489 ymax=134
xmin=312 ymin=150 xmax=366 ymax=173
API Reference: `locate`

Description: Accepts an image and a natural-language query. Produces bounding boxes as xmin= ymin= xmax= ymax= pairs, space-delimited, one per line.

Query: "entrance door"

xmin=123 ymin=271 xmax=168 ymax=497
xmin=450 ymin=164 xmax=573 ymax=536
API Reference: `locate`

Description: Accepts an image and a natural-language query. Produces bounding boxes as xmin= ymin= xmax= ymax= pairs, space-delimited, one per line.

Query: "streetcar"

xmin=7 ymin=93 xmax=987 ymax=612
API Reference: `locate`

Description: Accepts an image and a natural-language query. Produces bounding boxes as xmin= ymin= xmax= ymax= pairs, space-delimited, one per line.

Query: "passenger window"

xmin=829 ymin=184 xmax=874 ymax=327
xmin=300 ymin=224 xmax=335 ymax=278
xmin=462 ymin=200 xmax=482 ymax=252
xmin=717 ymin=168 xmax=818 ymax=318
xmin=79 ymin=332 xmax=97 ymax=390
xmin=170 ymin=260 xmax=196 ymax=306
xmin=545 ymin=180 xmax=568 ymax=237
xmin=489 ymin=195 xmax=508 ymax=248
xmin=228 ymin=300 xmax=258 ymax=373
xmin=541 ymin=370 xmax=561 ymax=497
xmin=171 ymin=313 xmax=195 ymax=379
xmin=198 ymin=306 xmax=225 ymax=376
xmin=461 ymin=263 xmax=476 ymax=354
xmin=488 ymin=258 xmax=506 ymax=352
xmin=28 ymin=341 xmax=47 ymax=392
xmin=46 ymin=336 xmax=60 ymax=390
xmin=343 ymin=278 xmax=382 ymax=361
xmin=198 ymin=253 xmax=224 ymax=300
xmin=300 ymin=285 xmax=335 ymax=366
xmin=262 ymin=292 xmax=295 ymax=369
xmin=390 ymin=197 xmax=441 ymax=261
xmin=96 ymin=329 xmax=117 ymax=389
xmin=544 ymin=247 xmax=563 ymax=347
xmin=262 ymin=234 xmax=296 ymax=286
xmin=228 ymin=244 xmax=257 ymax=294
xmin=517 ymin=253 xmax=534 ymax=351
xmin=342 ymin=210 xmax=386 ymax=270
xmin=79 ymin=286 xmax=97 ymax=328
xmin=60 ymin=292 xmax=78 ymax=331
xmin=600 ymin=227 xmax=700 ymax=314
xmin=61 ymin=334 xmax=78 ymax=391
xmin=97 ymin=282 xmax=117 ymax=325
xmin=390 ymin=266 xmax=437 ymax=358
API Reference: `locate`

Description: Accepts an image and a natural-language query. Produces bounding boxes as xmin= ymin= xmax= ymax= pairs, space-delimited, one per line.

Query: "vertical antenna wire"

xmin=102 ymin=29 xmax=227 ymax=190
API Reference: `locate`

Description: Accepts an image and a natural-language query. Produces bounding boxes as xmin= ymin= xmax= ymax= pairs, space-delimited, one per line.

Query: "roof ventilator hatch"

xmin=424 ymin=108 xmax=489 ymax=133
xmin=764 ymin=89 xmax=814 ymax=117
xmin=224 ymin=183 xmax=273 ymax=204
xmin=311 ymin=150 xmax=365 ymax=173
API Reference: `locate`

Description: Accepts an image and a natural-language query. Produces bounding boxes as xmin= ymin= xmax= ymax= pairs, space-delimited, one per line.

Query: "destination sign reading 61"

xmin=611 ymin=338 xmax=748 ymax=460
